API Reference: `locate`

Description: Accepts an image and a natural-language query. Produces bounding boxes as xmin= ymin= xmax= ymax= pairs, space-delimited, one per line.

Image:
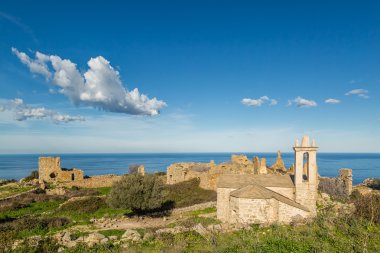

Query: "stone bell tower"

xmin=293 ymin=136 xmax=318 ymax=215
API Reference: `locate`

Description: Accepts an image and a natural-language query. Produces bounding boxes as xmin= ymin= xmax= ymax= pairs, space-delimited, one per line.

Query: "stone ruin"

xmin=38 ymin=157 xmax=142 ymax=188
xmin=319 ymin=168 xmax=353 ymax=197
xmin=38 ymin=157 xmax=84 ymax=184
xmin=166 ymin=151 xmax=291 ymax=190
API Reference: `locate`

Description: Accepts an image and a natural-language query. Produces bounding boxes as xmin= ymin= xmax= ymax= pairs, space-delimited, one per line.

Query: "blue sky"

xmin=0 ymin=0 xmax=379 ymax=153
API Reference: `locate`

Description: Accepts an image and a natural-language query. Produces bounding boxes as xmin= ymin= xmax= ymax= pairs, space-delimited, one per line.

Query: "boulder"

xmin=192 ymin=223 xmax=209 ymax=237
xmin=85 ymin=232 xmax=106 ymax=246
xmin=121 ymin=229 xmax=141 ymax=242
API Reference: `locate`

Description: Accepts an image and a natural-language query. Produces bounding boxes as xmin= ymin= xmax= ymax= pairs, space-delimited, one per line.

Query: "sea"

xmin=0 ymin=153 xmax=379 ymax=185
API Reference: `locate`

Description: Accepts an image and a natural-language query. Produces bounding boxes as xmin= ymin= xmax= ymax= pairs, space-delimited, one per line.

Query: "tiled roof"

xmin=229 ymin=183 xmax=309 ymax=212
xmin=217 ymin=174 xmax=294 ymax=188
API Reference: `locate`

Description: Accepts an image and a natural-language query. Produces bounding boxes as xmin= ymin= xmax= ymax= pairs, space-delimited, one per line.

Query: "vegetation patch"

xmin=164 ymin=179 xmax=216 ymax=208
xmin=99 ymin=229 xmax=125 ymax=239
xmin=107 ymin=173 xmax=165 ymax=213
xmin=0 ymin=186 xmax=34 ymax=199
xmin=59 ymin=196 xmax=107 ymax=213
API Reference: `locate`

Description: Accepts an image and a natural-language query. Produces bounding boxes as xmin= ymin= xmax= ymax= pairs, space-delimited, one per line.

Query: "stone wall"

xmin=277 ymin=201 xmax=310 ymax=224
xmin=167 ymin=155 xmax=271 ymax=190
xmin=233 ymin=198 xmax=278 ymax=224
xmin=319 ymin=168 xmax=353 ymax=198
xmin=217 ymin=187 xmax=236 ymax=222
xmin=61 ymin=175 xmax=123 ymax=188
xmin=39 ymin=157 xmax=61 ymax=183
xmin=57 ymin=169 xmax=84 ymax=182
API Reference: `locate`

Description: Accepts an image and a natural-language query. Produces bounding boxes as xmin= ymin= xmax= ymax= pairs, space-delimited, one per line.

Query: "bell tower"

xmin=293 ymin=136 xmax=318 ymax=215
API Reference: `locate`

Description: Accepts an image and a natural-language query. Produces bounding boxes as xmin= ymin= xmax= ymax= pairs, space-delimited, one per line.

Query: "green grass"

xmin=96 ymin=187 xmax=112 ymax=196
xmin=53 ymin=206 xmax=132 ymax=224
xmin=0 ymin=186 xmax=34 ymax=199
xmin=131 ymin=216 xmax=380 ymax=253
xmin=190 ymin=207 xmax=216 ymax=216
xmin=99 ymin=229 xmax=125 ymax=239
xmin=0 ymin=200 xmax=64 ymax=219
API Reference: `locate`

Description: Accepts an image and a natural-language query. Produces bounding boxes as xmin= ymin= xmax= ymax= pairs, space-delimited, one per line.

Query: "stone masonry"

xmin=217 ymin=136 xmax=319 ymax=225
xmin=167 ymin=152 xmax=288 ymax=190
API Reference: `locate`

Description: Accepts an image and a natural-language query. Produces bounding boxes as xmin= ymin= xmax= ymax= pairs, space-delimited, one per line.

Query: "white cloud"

xmin=12 ymin=48 xmax=167 ymax=116
xmin=241 ymin=96 xmax=277 ymax=107
xmin=11 ymin=48 xmax=51 ymax=79
xmin=345 ymin=89 xmax=369 ymax=99
xmin=269 ymin=99 xmax=278 ymax=106
xmin=325 ymin=98 xmax=340 ymax=104
xmin=0 ymin=98 xmax=84 ymax=123
xmin=287 ymin=96 xmax=317 ymax=108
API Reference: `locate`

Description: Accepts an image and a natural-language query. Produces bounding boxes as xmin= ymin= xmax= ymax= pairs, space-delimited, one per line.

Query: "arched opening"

xmin=71 ymin=173 xmax=75 ymax=181
xmin=303 ymin=152 xmax=309 ymax=181
xmin=49 ymin=172 xmax=56 ymax=179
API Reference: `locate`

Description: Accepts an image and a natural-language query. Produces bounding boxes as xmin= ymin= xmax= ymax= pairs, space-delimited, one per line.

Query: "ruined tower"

xmin=38 ymin=157 xmax=61 ymax=183
xmin=293 ymin=136 xmax=318 ymax=215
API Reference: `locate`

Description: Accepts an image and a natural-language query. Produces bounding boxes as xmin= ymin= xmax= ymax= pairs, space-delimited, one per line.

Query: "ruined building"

xmin=39 ymin=157 xmax=84 ymax=183
xmin=167 ymin=151 xmax=288 ymax=190
xmin=217 ymin=136 xmax=319 ymax=225
xmin=38 ymin=157 xmax=124 ymax=188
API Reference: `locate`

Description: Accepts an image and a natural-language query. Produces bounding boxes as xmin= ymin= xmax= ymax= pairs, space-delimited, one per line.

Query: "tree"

xmin=107 ymin=173 xmax=165 ymax=213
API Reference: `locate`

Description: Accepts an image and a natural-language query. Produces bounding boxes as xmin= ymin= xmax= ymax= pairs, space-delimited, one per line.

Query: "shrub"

xmin=24 ymin=170 xmax=39 ymax=182
xmin=353 ymin=193 xmax=380 ymax=224
xmin=107 ymin=174 xmax=165 ymax=213
xmin=59 ymin=197 xmax=107 ymax=213
xmin=0 ymin=179 xmax=16 ymax=186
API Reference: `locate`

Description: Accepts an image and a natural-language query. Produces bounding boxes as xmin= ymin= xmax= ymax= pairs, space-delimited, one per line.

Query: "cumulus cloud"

xmin=345 ymin=89 xmax=369 ymax=99
xmin=287 ymin=96 xmax=317 ymax=108
xmin=325 ymin=98 xmax=340 ymax=104
xmin=12 ymin=48 xmax=167 ymax=116
xmin=241 ymin=96 xmax=277 ymax=107
xmin=0 ymin=98 xmax=84 ymax=123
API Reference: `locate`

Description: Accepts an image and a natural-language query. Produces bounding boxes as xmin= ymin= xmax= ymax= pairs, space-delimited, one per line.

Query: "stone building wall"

xmin=39 ymin=157 xmax=61 ymax=183
xmin=232 ymin=198 xmax=278 ymax=224
xmin=217 ymin=187 xmax=236 ymax=222
xmin=57 ymin=169 xmax=84 ymax=182
xmin=318 ymin=168 xmax=353 ymax=198
xmin=277 ymin=201 xmax=309 ymax=223
xmin=266 ymin=187 xmax=294 ymax=200
xmin=167 ymin=155 xmax=270 ymax=190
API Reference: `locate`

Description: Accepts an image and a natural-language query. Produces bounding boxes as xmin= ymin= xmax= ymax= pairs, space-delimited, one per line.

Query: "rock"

xmin=58 ymin=247 xmax=65 ymax=252
xmin=121 ymin=229 xmax=141 ymax=242
xmin=192 ymin=223 xmax=209 ymax=237
xmin=155 ymin=226 xmax=189 ymax=235
xmin=109 ymin=236 xmax=118 ymax=241
xmin=207 ymin=224 xmax=222 ymax=232
xmin=143 ymin=232 xmax=154 ymax=241
xmin=100 ymin=238 xmax=109 ymax=244
xmin=85 ymin=232 xmax=106 ymax=246
xmin=61 ymin=232 xmax=71 ymax=242
xmin=65 ymin=241 xmax=77 ymax=248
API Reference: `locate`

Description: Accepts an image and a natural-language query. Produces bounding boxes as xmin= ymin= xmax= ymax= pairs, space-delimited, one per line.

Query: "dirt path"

xmin=66 ymin=201 xmax=217 ymax=233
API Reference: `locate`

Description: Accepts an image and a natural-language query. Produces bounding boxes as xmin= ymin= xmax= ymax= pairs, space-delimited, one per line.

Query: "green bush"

xmin=59 ymin=196 xmax=107 ymax=213
xmin=107 ymin=173 xmax=165 ymax=213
